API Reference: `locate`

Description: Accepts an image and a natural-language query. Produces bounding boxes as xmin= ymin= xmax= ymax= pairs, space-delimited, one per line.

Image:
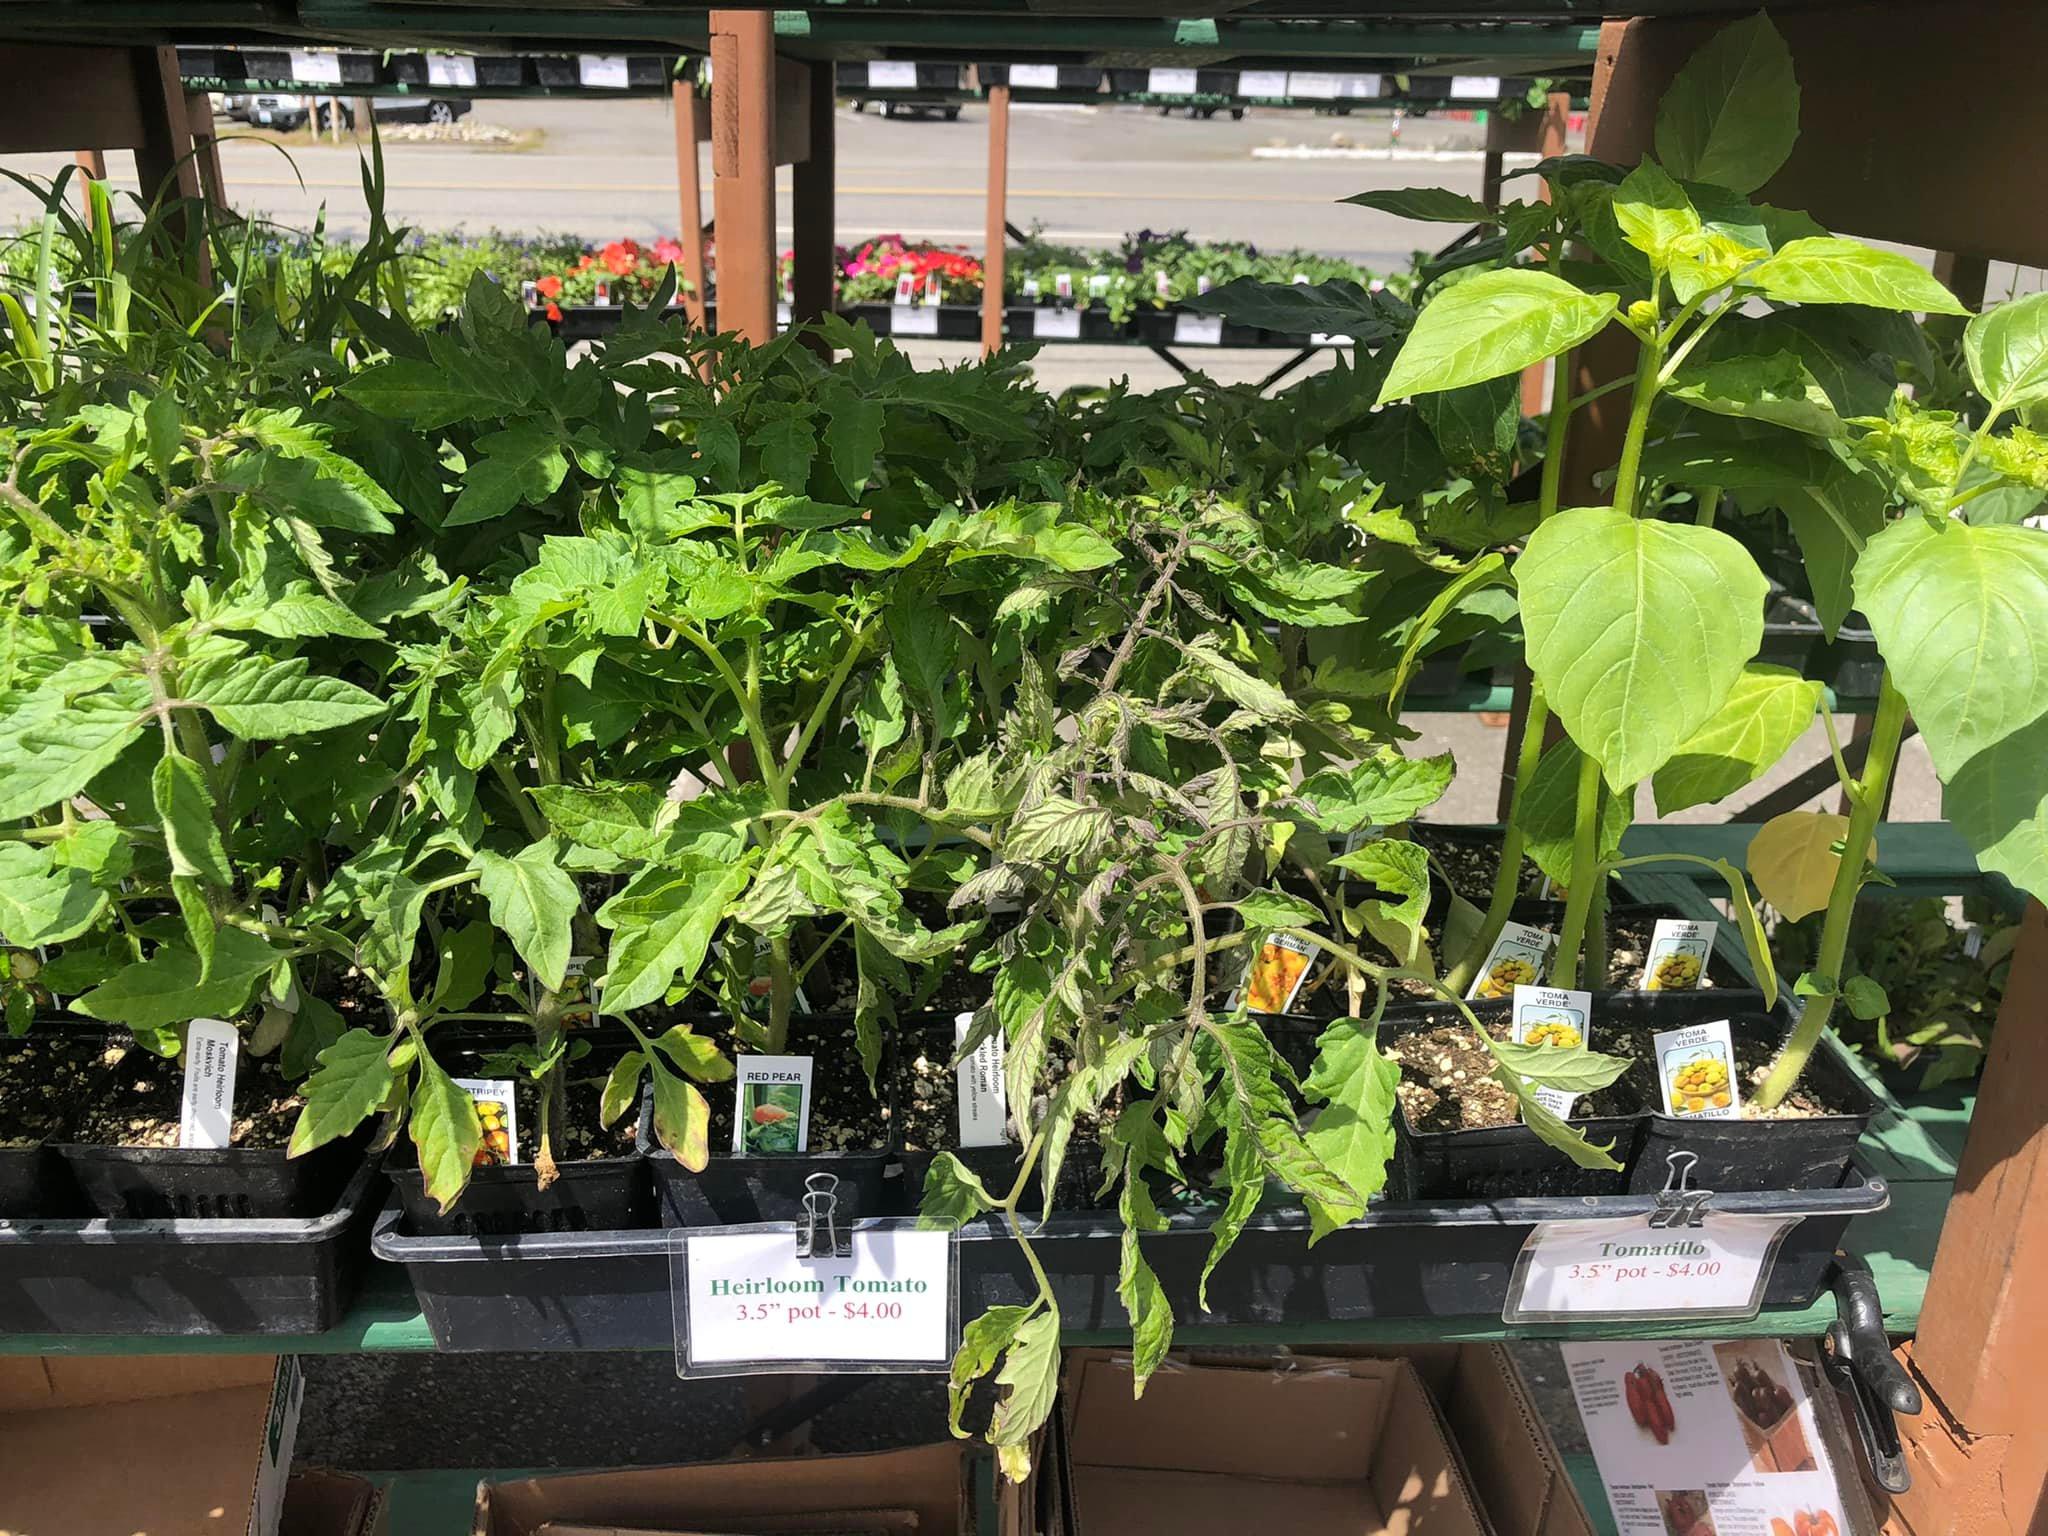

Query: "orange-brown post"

xmin=1519 ymin=91 xmax=1570 ymax=417
xmin=981 ymin=84 xmax=1010 ymax=356
xmin=72 ymin=149 xmax=106 ymax=225
xmin=708 ymin=12 xmax=776 ymax=344
xmin=185 ymin=92 xmax=227 ymax=208
xmin=673 ymin=77 xmax=709 ymax=326
xmin=790 ymin=59 xmax=835 ymax=356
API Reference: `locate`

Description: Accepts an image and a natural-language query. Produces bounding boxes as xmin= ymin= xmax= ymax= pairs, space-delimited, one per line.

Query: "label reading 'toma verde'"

xmin=1468 ymin=920 xmax=1556 ymax=1000
xmin=734 ymin=1055 xmax=812 ymax=1153
xmin=1510 ymin=985 xmax=1594 ymax=1119
xmin=1641 ymin=918 xmax=1717 ymax=992
xmin=1653 ymin=1020 xmax=1742 ymax=1120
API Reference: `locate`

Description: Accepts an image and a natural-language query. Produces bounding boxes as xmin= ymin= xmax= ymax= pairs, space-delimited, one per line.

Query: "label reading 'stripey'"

xmin=179 ymin=1018 xmax=240 ymax=1149
xmin=454 ymin=1078 xmax=519 ymax=1165
xmin=1468 ymin=921 xmax=1556 ymax=1000
xmin=1240 ymin=931 xmax=1321 ymax=1015
xmin=734 ymin=1055 xmax=812 ymax=1154
xmin=1511 ymin=985 xmax=1593 ymax=1119
xmin=1641 ymin=919 xmax=1716 ymax=992
xmin=952 ymin=1011 xmax=1009 ymax=1148
xmin=1653 ymin=1021 xmax=1741 ymax=1120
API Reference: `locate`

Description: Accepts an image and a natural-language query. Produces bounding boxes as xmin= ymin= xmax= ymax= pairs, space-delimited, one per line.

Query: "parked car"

xmin=313 ymin=95 xmax=473 ymax=129
xmin=241 ymin=93 xmax=310 ymax=129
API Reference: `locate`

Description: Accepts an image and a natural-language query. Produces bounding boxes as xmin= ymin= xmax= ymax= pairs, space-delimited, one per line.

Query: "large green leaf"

xmin=1181 ymin=277 xmax=1405 ymax=342
xmin=472 ymin=841 xmax=579 ymax=993
xmin=1515 ymin=739 xmax=1631 ymax=889
xmin=72 ymin=928 xmax=279 ymax=1027
xmin=1855 ymin=517 xmax=2048 ymax=779
xmin=152 ymin=752 xmax=231 ymax=887
xmin=0 ymin=842 xmax=106 ymax=948
xmin=289 ymin=1028 xmax=395 ymax=1155
xmin=1653 ymin=11 xmax=1799 ymax=193
xmin=1945 ymin=711 xmax=2048 ymax=903
xmin=1612 ymin=160 xmax=1702 ymax=273
xmin=0 ymin=676 xmax=151 ymax=819
xmin=1965 ymin=292 xmax=2048 ymax=414
xmin=411 ymin=1050 xmax=483 ymax=1212
xmin=1653 ymin=663 xmax=1823 ymax=815
xmin=647 ymin=1063 xmax=712 ymax=1170
xmin=529 ymin=784 xmax=670 ymax=861
xmin=185 ymin=656 xmax=385 ymax=740
xmin=1342 ymin=187 xmax=1494 ymax=223
xmin=1297 ymin=751 xmax=1454 ymax=832
xmin=1749 ymin=239 xmax=1969 ymax=315
xmin=1666 ymin=352 xmax=1845 ymax=438
xmin=341 ymin=355 xmax=531 ymax=429
xmin=1517 ymin=506 xmax=1767 ymax=788
xmin=1330 ymin=839 xmax=1431 ymax=965
xmin=1781 ymin=467 xmax=1888 ymax=638
xmin=598 ymin=856 xmax=753 ymax=1015
xmin=1117 ymin=1221 xmax=1172 ymax=1392
xmin=1300 ymin=1019 xmax=1399 ymax=1241
xmin=447 ymin=425 xmax=571 ymax=526
xmin=1378 ymin=269 xmax=1617 ymax=402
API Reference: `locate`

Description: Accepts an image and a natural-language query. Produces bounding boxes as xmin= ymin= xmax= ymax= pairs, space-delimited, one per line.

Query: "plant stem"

xmin=1551 ymin=749 xmax=1604 ymax=989
xmin=1448 ymin=684 xmax=1550 ymax=995
xmin=1610 ymin=334 xmax=1665 ymax=520
xmin=1756 ymin=670 xmax=1909 ymax=1108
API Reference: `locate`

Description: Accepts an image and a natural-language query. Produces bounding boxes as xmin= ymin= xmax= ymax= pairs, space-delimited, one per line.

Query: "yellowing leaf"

xmin=1747 ymin=811 xmax=1874 ymax=921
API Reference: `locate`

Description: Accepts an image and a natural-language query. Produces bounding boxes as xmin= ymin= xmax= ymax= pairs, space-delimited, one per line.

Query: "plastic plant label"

xmin=427 ymin=54 xmax=477 ymax=88
xmin=953 ymin=1011 xmax=1009 ymax=1147
xmin=1511 ymin=985 xmax=1593 ymax=1119
xmin=676 ymin=1225 xmax=955 ymax=1372
xmin=1240 ymin=932 xmax=1320 ymax=1015
xmin=1468 ymin=920 xmax=1556 ymax=1000
xmin=893 ymin=271 xmax=917 ymax=306
xmin=1022 ymin=276 xmax=1042 ymax=300
xmin=531 ymin=954 xmax=598 ymax=1024
xmin=593 ymin=280 xmax=611 ymax=305
xmin=890 ymin=305 xmax=940 ymax=337
xmin=1196 ymin=274 xmax=1213 ymax=295
xmin=776 ymin=301 xmax=793 ymax=327
xmin=1011 ymin=64 xmax=1060 ymax=90
xmin=1033 ymin=307 xmax=1081 ymax=340
xmin=1172 ymin=313 xmax=1225 ymax=346
xmin=923 ymin=272 xmax=944 ymax=305
xmin=734 ymin=1056 xmax=811 ymax=1153
xmin=578 ymin=54 xmax=631 ymax=88
xmin=1155 ymin=271 xmax=1173 ymax=299
xmin=1087 ymin=273 xmax=1111 ymax=297
xmin=743 ymin=933 xmax=811 ymax=1016
xmin=1292 ymin=272 xmax=1311 ymax=284
xmin=455 ymin=1078 xmax=518 ymax=1165
xmin=289 ymin=50 xmax=344 ymax=84
xmin=1238 ymin=70 xmax=1288 ymax=97
xmin=1655 ymin=1021 xmax=1742 ymax=1120
xmin=1311 ymin=332 xmax=1355 ymax=347
xmin=1559 ymin=1340 xmax=1849 ymax=1536
xmin=1642 ymin=919 xmax=1716 ymax=992
xmin=1506 ymin=1212 xmax=1800 ymax=1322
xmin=1147 ymin=67 xmax=1199 ymax=95
xmin=1055 ymin=271 xmax=1073 ymax=299
xmin=178 ymin=1018 xmax=240 ymax=1149
xmin=1451 ymin=75 xmax=1502 ymax=99
xmin=867 ymin=60 xmax=918 ymax=89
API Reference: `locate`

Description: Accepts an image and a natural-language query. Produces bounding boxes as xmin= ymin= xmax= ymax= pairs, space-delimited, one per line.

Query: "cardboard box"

xmin=1061 ymin=1349 xmax=1489 ymax=1536
xmin=1056 ymin=1345 xmax=1597 ymax=1536
xmin=0 ymin=1353 xmax=302 ymax=1536
xmin=284 ymin=1470 xmax=391 ymax=1536
xmin=472 ymin=1444 xmax=974 ymax=1536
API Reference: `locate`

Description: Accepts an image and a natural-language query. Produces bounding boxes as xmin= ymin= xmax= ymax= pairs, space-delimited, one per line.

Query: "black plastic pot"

xmin=0 ymin=1033 xmax=108 ymax=1219
xmin=0 ymin=1158 xmax=380 ymax=1335
xmin=1758 ymin=619 xmax=1884 ymax=701
xmin=389 ymin=1150 xmax=651 ymax=1237
xmin=175 ymin=46 xmax=244 ymax=82
xmin=59 ymin=1134 xmax=367 ymax=1221
xmin=535 ymin=55 xmax=672 ymax=89
xmin=239 ymin=48 xmax=380 ymax=86
xmin=475 ymin=55 xmax=532 ymax=88
xmin=837 ymin=302 xmax=983 ymax=341
xmin=1382 ymin=990 xmax=1882 ymax=1202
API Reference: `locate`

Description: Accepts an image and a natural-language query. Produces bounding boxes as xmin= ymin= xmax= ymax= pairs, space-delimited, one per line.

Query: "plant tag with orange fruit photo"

xmin=454 ymin=1078 xmax=519 ymax=1166
xmin=1642 ymin=919 xmax=1716 ymax=991
xmin=1654 ymin=1021 xmax=1741 ymax=1119
xmin=734 ymin=1055 xmax=811 ymax=1154
xmin=1467 ymin=920 xmax=1555 ymax=1000
xmin=1511 ymin=986 xmax=1593 ymax=1118
xmin=1237 ymin=931 xmax=1321 ymax=1014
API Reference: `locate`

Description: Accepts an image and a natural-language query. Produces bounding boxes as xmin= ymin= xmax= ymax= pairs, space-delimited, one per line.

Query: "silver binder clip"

xmin=1649 ymin=1150 xmax=1713 ymax=1229
xmin=796 ymin=1170 xmax=850 ymax=1259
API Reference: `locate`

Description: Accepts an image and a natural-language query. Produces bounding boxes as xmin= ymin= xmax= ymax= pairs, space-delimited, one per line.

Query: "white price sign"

xmin=867 ymin=60 xmax=919 ymax=89
xmin=889 ymin=304 xmax=940 ymax=336
xmin=1010 ymin=64 xmax=1060 ymax=90
xmin=1148 ymin=68 xmax=1199 ymax=95
xmin=1033 ymin=307 xmax=1083 ymax=340
xmin=579 ymin=54 xmax=631 ymax=88
xmin=1451 ymin=75 xmax=1503 ymax=99
xmin=676 ymin=1227 xmax=954 ymax=1371
xmin=1172 ymin=313 xmax=1224 ymax=345
xmin=289 ymin=50 xmax=344 ymax=85
xmin=1504 ymin=1213 xmax=1800 ymax=1323
xmin=426 ymin=55 xmax=478 ymax=88
xmin=1238 ymin=70 xmax=1288 ymax=98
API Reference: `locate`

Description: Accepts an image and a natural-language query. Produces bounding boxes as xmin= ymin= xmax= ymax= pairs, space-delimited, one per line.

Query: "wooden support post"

xmin=72 ymin=150 xmax=106 ymax=226
xmin=1933 ymin=250 xmax=1990 ymax=312
xmin=185 ymin=92 xmax=227 ymax=209
xmin=132 ymin=47 xmax=201 ymax=210
xmin=1519 ymin=91 xmax=1570 ymax=416
xmin=673 ymin=79 xmax=709 ymax=327
xmin=982 ymin=84 xmax=1010 ymax=356
xmin=708 ymin=11 xmax=776 ymax=345
xmin=1479 ymin=150 xmax=1505 ymax=212
xmin=790 ymin=59 xmax=836 ymax=357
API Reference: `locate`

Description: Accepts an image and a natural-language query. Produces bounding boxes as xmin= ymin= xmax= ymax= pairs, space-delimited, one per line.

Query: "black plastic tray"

xmin=0 ymin=1158 xmax=381 ymax=1335
xmin=389 ymin=1152 xmax=652 ymax=1237
xmin=60 ymin=1135 xmax=365 ymax=1221
xmin=370 ymin=1162 xmax=1887 ymax=1350
xmin=839 ymin=302 xmax=984 ymax=342
xmin=1383 ymin=991 xmax=1881 ymax=1201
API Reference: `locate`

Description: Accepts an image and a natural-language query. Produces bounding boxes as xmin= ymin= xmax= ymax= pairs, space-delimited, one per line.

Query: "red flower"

xmin=535 ymin=274 xmax=563 ymax=299
xmin=577 ymin=254 xmax=594 ymax=271
xmin=602 ymin=241 xmax=638 ymax=276
xmin=545 ymin=302 xmax=562 ymax=321
xmin=653 ymin=237 xmax=685 ymax=265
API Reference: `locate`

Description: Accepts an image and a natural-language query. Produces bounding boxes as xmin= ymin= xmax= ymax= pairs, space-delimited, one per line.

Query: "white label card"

xmin=579 ymin=54 xmax=632 ymax=88
xmin=953 ymin=1012 xmax=1009 ymax=1148
xmin=1452 ymin=74 xmax=1503 ymax=99
xmin=1238 ymin=69 xmax=1288 ymax=97
xmin=426 ymin=54 xmax=477 ymax=88
xmin=1172 ymin=313 xmax=1224 ymax=345
xmin=1011 ymin=64 xmax=1060 ymax=90
xmin=1148 ymin=68 xmax=1199 ymax=95
xmin=1033 ymin=307 xmax=1081 ymax=339
xmin=454 ymin=1077 xmax=519 ymax=1165
xmin=1506 ymin=1212 xmax=1800 ymax=1322
xmin=1468 ymin=920 xmax=1556 ymax=999
xmin=890 ymin=304 xmax=940 ymax=337
xmin=1511 ymin=985 xmax=1593 ymax=1119
xmin=678 ymin=1227 xmax=953 ymax=1369
xmin=1655 ymin=1020 xmax=1742 ymax=1120
xmin=179 ymin=1018 xmax=240 ymax=1150
xmin=289 ymin=50 xmax=344 ymax=84
xmin=867 ymin=60 xmax=919 ymax=89
xmin=1642 ymin=918 xmax=1716 ymax=992
xmin=1287 ymin=71 xmax=1341 ymax=99
xmin=734 ymin=1056 xmax=812 ymax=1153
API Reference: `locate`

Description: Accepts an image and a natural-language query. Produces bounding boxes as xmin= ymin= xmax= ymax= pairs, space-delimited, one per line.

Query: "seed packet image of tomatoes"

xmin=733 ymin=1055 xmax=813 ymax=1154
xmin=1240 ymin=932 xmax=1319 ymax=1014
xmin=454 ymin=1077 xmax=520 ymax=1167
